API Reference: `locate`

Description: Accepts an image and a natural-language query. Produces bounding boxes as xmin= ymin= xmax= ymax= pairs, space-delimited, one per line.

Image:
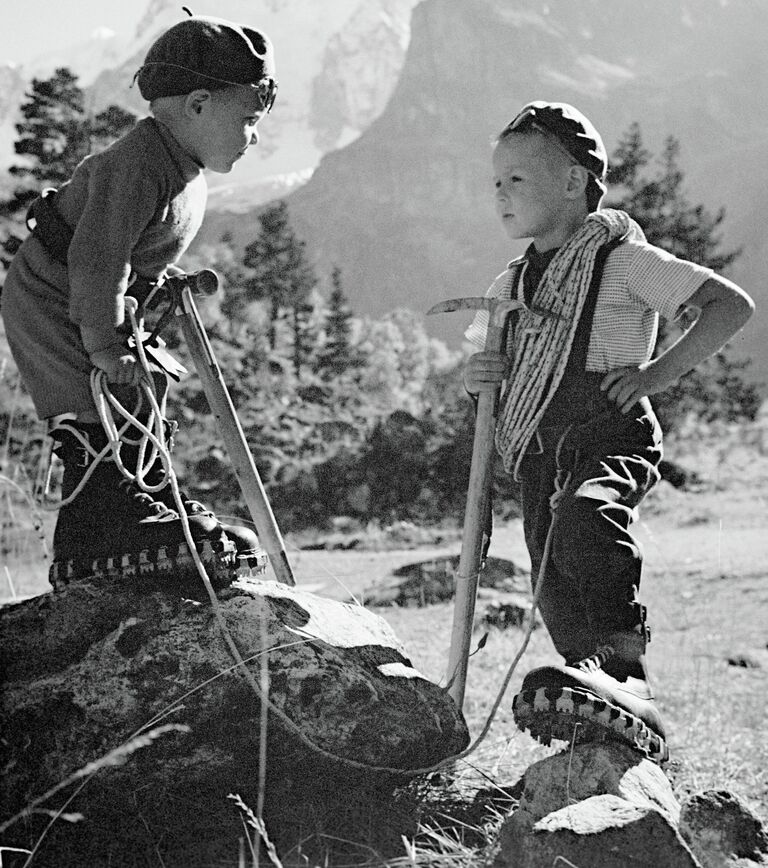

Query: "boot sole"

xmin=235 ymin=549 xmax=270 ymax=576
xmin=49 ymin=537 xmax=267 ymax=590
xmin=512 ymin=686 xmax=669 ymax=764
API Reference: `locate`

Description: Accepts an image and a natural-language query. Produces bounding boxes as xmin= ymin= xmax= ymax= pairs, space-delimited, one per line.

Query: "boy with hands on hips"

xmin=463 ymin=100 xmax=753 ymax=761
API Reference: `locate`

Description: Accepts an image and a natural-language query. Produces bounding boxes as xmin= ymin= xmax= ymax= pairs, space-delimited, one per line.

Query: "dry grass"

xmin=1 ymin=422 xmax=767 ymax=865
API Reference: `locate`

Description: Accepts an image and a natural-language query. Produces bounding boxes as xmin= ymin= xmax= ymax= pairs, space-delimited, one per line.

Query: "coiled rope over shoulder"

xmin=495 ymin=209 xmax=644 ymax=474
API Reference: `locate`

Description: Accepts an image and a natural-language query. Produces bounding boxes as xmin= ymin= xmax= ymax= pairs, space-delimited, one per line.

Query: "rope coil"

xmin=492 ymin=209 xmax=643 ymax=476
xmin=42 ymin=300 xmax=178 ymax=511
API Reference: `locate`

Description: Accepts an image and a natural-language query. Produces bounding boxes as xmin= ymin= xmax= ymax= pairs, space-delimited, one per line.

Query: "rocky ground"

xmin=2 ymin=426 xmax=766 ymax=864
xmin=284 ymin=429 xmax=768 ymax=824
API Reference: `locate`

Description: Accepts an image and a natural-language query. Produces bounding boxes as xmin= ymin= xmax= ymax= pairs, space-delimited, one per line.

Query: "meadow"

xmin=1 ymin=420 xmax=767 ymax=865
xmin=287 ymin=422 xmax=768 ymax=825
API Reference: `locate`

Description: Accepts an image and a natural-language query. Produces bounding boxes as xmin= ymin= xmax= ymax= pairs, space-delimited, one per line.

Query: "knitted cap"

xmin=135 ymin=15 xmax=276 ymax=109
xmin=500 ymin=101 xmax=607 ymax=209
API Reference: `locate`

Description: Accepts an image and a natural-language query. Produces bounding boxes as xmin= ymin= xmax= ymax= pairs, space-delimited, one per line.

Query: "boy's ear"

xmin=184 ymin=89 xmax=212 ymax=118
xmin=565 ymin=164 xmax=590 ymax=199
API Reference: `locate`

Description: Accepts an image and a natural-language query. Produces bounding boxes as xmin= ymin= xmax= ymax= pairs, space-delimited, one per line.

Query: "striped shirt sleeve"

xmin=623 ymin=240 xmax=714 ymax=322
xmin=585 ymin=239 xmax=715 ymax=370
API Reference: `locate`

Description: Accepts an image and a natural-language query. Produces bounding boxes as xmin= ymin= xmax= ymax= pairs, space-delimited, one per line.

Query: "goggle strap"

xmin=133 ymin=63 xmax=277 ymax=112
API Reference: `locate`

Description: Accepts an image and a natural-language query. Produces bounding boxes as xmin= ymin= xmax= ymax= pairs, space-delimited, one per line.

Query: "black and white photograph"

xmin=1 ymin=2 xmax=766 ymax=865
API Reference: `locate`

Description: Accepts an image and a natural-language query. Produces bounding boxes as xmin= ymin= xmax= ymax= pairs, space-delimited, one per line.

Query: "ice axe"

xmin=427 ymin=295 xmax=523 ymax=708
xmin=162 ymin=270 xmax=296 ymax=586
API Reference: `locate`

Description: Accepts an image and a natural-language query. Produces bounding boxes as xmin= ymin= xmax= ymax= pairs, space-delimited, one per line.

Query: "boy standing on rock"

xmin=463 ymin=101 xmax=754 ymax=761
xmin=1 ymin=15 xmax=278 ymax=585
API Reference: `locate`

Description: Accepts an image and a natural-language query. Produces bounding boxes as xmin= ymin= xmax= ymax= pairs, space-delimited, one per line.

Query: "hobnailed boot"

xmin=172 ymin=501 xmax=268 ymax=576
xmin=512 ymin=624 xmax=669 ymax=762
xmin=49 ymin=422 xmax=236 ymax=588
xmin=125 ymin=420 xmax=267 ymax=575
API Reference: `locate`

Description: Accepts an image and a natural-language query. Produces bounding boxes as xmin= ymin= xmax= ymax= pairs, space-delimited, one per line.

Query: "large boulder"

xmin=0 ymin=575 xmax=468 ymax=866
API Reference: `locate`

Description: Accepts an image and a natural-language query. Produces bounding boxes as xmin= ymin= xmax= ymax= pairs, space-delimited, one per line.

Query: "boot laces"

xmin=571 ymin=643 xmax=615 ymax=673
xmin=118 ymin=479 xmax=179 ymax=519
xmin=183 ymin=498 xmax=211 ymax=515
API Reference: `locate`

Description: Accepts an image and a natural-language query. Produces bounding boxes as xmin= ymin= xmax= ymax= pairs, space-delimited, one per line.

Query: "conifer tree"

xmin=241 ymin=200 xmax=317 ymax=370
xmin=605 ymin=124 xmax=760 ymax=429
xmin=0 ymin=67 xmax=136 ymax=271
xmin=89 ymin=104 xmax=138 ymax=154
xmin=290 ymin=292 xmax=319 ymax=378
xmin=316 ymin=266 xmax=363 ymax=379
xmin=607 ymin=123 xmax=738 ymax=272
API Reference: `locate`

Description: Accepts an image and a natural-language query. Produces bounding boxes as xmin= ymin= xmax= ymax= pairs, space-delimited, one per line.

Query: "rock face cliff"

xmin=199 ymin=0 xmax=767 ymax=379
xmin=92 ymin=0 xmax=417 ymax=169
xmin=1 ymin=0 xmax=419 ymax=189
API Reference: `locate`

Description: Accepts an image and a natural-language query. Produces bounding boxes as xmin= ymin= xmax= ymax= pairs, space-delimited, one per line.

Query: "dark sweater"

xmin=1 ymin=117 xmax=207 ymax=418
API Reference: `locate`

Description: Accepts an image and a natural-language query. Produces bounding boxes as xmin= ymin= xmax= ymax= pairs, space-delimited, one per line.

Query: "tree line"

xmin=0 ymin=68 xmax=760 ymax=533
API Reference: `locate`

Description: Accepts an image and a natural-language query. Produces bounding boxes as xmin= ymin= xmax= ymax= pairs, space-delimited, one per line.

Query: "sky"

xmin=4 ymin=0 xmax=146 ymax=66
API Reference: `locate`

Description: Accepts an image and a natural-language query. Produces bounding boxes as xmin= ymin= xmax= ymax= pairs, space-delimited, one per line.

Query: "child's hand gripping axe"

xmin=157 ymin=269 xmax=296 ymax=586
xmin=427 ymin=296 xmax=523 ymax=708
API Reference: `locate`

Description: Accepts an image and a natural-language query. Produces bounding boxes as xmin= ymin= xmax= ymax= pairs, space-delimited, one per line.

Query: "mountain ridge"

xmin=2 ymin=0 xmax=765 ymax=386
xmin=197 ymin=0 xmax=767 ymax=385
xmin=1 ymin=0 xmax=419 ymax=188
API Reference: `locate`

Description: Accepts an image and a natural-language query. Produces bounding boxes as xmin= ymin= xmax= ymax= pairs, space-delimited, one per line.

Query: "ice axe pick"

xmin=427 ymin=295 xmax=523 ymax=708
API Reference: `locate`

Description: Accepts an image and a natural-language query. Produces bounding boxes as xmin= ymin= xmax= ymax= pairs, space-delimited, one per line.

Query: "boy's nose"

xmin=249 ymin=129 xmax=259 ymax=146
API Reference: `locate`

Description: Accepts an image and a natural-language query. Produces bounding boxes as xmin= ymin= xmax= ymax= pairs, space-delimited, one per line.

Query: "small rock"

xmin=479 ymin=591 xmax=539 ymax=630
xmin=364 ymin=555 xmax=529 ymax=608
xmin=492 ymin=742 xmax=699 ymax=868
xmin=522 ymin=794 xmax=700 ymax=868
xmin=727 ymin=653 xmax=763 ymax=669
xmin=680 ymin=789 xmax=768 ymax=867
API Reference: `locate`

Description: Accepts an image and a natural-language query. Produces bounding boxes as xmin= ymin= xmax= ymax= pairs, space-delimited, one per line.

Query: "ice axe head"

xmin=163 ymin=268 xmax=220 ymax=297
xmin=427 ymin=296 xmax=523 ymax=327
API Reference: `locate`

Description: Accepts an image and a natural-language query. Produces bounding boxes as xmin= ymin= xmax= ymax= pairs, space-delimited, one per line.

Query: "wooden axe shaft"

xmin=446 ymin=386 xmax=497 ymax=706
xmin=446 ymin=313 xmax=514 ymax=707
xmin=177 ymin=286 xmax=296 ymax=586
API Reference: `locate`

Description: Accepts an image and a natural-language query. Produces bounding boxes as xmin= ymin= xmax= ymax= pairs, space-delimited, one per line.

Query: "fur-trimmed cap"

xmin=135 ymin=15 xmax=276 ymax=109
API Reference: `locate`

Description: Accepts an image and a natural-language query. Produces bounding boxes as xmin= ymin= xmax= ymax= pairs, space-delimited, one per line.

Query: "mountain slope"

xmin=87 ymin=0 xmax=419 ymax=189
xmin=1 ymin=0 xmax=419 ymax=195
xmin=200 ymin=0 xmax=768 ymax=384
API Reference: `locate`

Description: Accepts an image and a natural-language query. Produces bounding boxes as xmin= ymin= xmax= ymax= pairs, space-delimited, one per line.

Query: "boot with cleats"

xmin=159 ymin=493 xmax=267 ymax=576
xmin=512 ymin=626 xmax=669 ymax=762
xmin=49 ymin=422 xmax=237 ymax=588
xmin=124 ymin=420 xmax=268 ymax=576
xmin=199 ymin=519 xmax=266 ymax=576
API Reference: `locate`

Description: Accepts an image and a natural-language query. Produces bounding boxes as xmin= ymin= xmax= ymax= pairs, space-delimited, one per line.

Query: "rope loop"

xmin=42 ymin=299 xmax=179 ymax=509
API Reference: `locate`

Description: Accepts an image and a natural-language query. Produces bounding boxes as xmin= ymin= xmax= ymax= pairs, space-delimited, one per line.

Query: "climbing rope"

xmin=491 ymin=209 xmax=642 ymax=477
xmin=41 ymin=340 xmax=171 ymax=512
